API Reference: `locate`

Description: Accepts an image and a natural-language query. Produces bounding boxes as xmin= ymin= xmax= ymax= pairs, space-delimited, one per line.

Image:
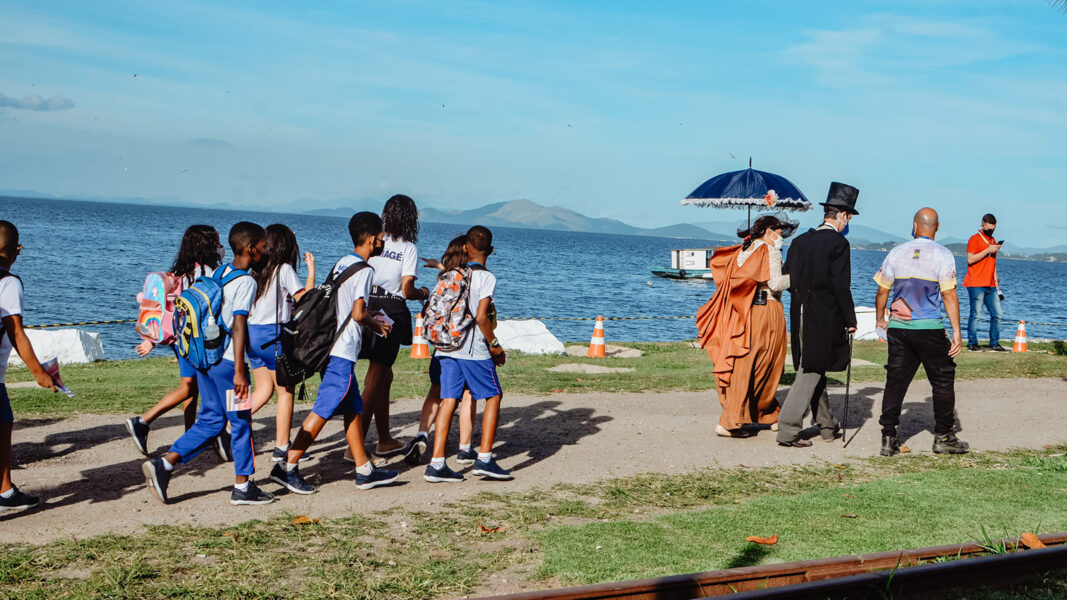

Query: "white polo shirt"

xmin=0 ymin=273 xmax=24 ymax=381
xmin=328 ymin=255 xmax=375 ymax=362
xmin=214 ymin=265 xmax=257 ymax=362
xmin=368 ymin=235 xmax=418 ymax=297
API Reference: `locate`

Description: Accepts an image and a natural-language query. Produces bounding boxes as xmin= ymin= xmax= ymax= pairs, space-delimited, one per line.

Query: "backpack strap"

xmin=217 ymin=267 xmax=250 ymax=287
xmin=329 ymin=261 xmax=373 ymax=336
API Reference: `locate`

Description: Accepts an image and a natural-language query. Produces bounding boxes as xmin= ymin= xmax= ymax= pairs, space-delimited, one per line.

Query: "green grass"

xmin=6 ymin=340 xmax=1066 ymax=417
xmin=6 ymin=447 xmax=1067 ymax=599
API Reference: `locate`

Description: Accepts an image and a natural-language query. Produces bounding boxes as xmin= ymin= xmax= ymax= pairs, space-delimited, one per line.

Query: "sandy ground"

xmin=3 ymin=377 xmax=1066 ymax=543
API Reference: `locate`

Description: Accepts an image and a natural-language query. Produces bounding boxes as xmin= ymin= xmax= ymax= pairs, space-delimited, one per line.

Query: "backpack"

xmin=276 ymin=260 xmax=372 ymax=387
xmin=172 ymin=267 xmax=250 ymax=371
xmin=424 ymin=264 xmax=487 ymax=352
xmin=135 ymin=271 xmax=185 ymax=345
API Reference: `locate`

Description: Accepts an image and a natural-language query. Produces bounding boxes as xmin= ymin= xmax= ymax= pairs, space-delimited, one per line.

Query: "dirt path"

xmin=4 ymin=378 xmax=1065 ymax=542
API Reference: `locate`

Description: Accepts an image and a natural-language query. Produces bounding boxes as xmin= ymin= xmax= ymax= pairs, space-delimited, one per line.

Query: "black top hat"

xmin=819 ymin=182 xmax=860 ymax=215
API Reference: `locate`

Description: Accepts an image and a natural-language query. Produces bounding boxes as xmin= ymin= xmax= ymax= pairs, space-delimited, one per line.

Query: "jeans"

xmin=879 ymin=328 xmax=956 ymax=437
xmin=966 ymin=286 xmax=1002 ymax=347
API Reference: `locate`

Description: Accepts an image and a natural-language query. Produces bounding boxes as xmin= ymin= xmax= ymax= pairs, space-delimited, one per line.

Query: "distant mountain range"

xmin=6 ymin=190 xmax=1066 ymax=257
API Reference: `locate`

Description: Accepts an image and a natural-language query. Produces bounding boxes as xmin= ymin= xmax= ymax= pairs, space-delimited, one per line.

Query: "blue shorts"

xmin=247 ymin=324 xmax=280 ymax=371
xmin=439 ymin=357 xmax=502 ymax=401
xmin=0 ymin=383 xmax=12 ymax=424
xmin=172 ymin=345 xmax=198 ymax=378
xmin=313 ymin=356 xmax=363 ymax=420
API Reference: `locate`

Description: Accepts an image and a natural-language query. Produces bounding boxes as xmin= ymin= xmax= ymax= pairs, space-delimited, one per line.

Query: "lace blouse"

xmin=737 ymin=240 xmax=789 ymax=297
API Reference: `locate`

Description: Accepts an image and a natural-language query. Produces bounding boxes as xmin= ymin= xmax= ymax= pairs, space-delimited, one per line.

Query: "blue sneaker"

xmin=126 ymin=416 xmax=150 ymax=455
xmin=271 ymin=446 xmax=310 ymax=463
xmin=0 ymin=485 xmax=40 ymax=512
xmin=472 ymin=457 xmax=513 ymax=480
xmin=456 ymin=447 xmax=478 ymax=466
xmin=269 ymin=463 xmax=317 ymax=494
xmin=424 ymin=462 xmax=465 ymax=483
xmin=214 ymin=430 xmax=232 ymax=462
xmin=355 ymin=466 xmax=399 ymax=490
xmin=230 ymin=481 xmax=276 ymax=505
xmin=142 ymin=457 xmax=171 ymax=503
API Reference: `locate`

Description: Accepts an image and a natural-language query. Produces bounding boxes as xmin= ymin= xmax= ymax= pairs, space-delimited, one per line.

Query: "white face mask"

xmin=771 ymin=232 xmax=784 ymax=251
xmin=217 ymin=245 xmax=226 ymax=262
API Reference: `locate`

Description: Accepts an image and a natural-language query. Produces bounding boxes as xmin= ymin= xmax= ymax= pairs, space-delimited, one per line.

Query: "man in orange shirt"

xmin=962 ymin=213 xmax=1006 ymax=352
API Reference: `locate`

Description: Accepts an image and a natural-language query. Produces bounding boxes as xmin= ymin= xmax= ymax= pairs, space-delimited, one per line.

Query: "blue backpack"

xmin=172 ymin=266 xmax=249 ymax=371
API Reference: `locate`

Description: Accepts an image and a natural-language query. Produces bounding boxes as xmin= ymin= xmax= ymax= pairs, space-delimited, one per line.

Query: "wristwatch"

xmin=489 ymin=339 xmax=501 ymax=349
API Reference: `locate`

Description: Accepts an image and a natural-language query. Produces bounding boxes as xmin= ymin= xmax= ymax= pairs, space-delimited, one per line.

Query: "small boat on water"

xmin=650 ymin=248 xmax=716 ymax=280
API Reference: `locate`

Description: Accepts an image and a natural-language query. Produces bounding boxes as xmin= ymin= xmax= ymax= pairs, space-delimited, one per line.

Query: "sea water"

xmin=4 ymin=196 xmax=1065 ymax=360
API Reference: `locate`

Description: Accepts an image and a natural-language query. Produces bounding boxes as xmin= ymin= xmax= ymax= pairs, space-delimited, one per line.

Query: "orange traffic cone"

xmin=587 ymin=315 xmax=606 ymax=358
xmin=1012 ymin=320 xmax=1027 ymax=353
xmin=410 ymin=312 xmax=431 ymax=359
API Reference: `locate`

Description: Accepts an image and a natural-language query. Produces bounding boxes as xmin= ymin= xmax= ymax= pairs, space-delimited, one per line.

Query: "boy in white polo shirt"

xmin=142 ymin=222 xmax=275 ymax=506
xmin=0 ymin=220 xmax=56 ymax=512
xmin=270 ymin=212 xmax=399 ymax=493
xmin=425 ymin=225 xmax=511 ymax=483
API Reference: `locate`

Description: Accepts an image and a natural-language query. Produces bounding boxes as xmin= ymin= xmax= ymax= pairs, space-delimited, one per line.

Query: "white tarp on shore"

xmin=9 ymin=328 xmax=106 ymax=366
xmin=495 ymin=320 xmax=565 ymax=355
xmin=854 ymin=306 xmax=881 ymax=341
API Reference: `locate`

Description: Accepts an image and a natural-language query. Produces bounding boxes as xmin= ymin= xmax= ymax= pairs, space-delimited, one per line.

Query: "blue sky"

xmin=2 ymin=1 xmax=1066 ymax=245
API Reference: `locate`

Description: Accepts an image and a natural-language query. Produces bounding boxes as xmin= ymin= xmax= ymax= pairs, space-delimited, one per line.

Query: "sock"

xmin=417 ymin=431 xmax=428 ymax=439
xmin=431 ymin=457 xmax=445 ymax=469
xmin=161 ymin=458 xmax=174 ymax=471
xmin=0 ymin=487 xmax=13 ymax=498
xmin=459 ymin=444 xmax=471 ymax=452
xmin=286 ymin=461 xmax=299 ymax=472
xmin=234 ymin=481 xmax=249 ymax=492
xmin=478 ymin=452 xmax=492 ymax=462
xmin=356 ymin=461 xmax=374 ymax=476
xmin=276 ymin=443 xmax=291 ymax=452
xmin=137 ymin=416 xmax=148 ymax=426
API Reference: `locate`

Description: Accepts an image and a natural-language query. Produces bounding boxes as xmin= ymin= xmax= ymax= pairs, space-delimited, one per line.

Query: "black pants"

xmin=879 ymin=328 xmax=956 ymax=436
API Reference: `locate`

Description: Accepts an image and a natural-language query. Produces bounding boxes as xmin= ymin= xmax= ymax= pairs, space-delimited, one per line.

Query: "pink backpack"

xmin=136 ymin=271 xmax=185 ymax=345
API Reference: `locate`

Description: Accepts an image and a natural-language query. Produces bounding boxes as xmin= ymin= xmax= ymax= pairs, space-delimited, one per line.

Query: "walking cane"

xmin=843 ymin=333 xmax=854 ymax=447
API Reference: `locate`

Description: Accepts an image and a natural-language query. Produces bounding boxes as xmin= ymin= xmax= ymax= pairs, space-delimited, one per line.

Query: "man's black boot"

xmin=933 ymin=433 xmax=969 ymax=454
xmin=880 ymin=434 xmax=900 ymax=457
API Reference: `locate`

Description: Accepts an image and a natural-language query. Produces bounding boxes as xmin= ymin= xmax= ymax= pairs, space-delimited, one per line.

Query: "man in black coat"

xmin=776 ymin=182 xmax=859 ymax=447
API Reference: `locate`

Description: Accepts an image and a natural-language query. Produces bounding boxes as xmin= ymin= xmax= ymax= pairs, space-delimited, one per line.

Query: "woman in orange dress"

xmin=696 ymin=214 xmax=796 ymax=437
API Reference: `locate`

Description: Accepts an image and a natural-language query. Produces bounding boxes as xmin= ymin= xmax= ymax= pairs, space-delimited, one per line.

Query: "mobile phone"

xmin=997 ymin=240 xmax=1006 ymax=246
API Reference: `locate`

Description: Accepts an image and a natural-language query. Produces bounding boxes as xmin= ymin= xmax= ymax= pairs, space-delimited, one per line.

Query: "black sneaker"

xmin=142 ymin=457 xmax=171 ymax=503
xmin=472 ymin=457 xmax=514 ymax=480
xmin=424 ymin=462 xmax=465 ymax=483
xmin=988 ymin=345 xmax=1009 ymax=353
xmin=269 ymin=463 xmax=317 ymax=494
xmin=967 ymin=344 xmax=983 ymax=352
xmin=880 ymin=434 xmax=901 ymax=457
xmin=230 ymin=481 xmax=276 ymax=505
xmin=456 ymin=447 xmax=478 ymax=465
xmin=355 ymin=466 xmax=399 ymax=490
xmin=0 ymin=485 xmax=40 ymax=512
xmin=214 ymin=430 xmax=232 ymax=462
xmin=403 ymin=435 xmax=426 ymax=466
xmin=126 ymin=416 xmax=150 ymax=455
xmin=933 ymin=433 xmax=970 ymax=454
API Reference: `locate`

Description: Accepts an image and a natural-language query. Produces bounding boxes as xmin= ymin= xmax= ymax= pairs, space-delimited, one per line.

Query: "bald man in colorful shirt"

xmin=873 ymin=208 xmax=969 ymax=457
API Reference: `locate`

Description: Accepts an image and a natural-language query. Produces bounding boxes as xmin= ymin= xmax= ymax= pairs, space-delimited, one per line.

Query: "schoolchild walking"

xmin=269 ymin=212 xmax=399 ymax=493
xmin=424 ymin=226 xmax=512 ymax=483
xmin=406 ymin=235 xmax=476 ymax=466
xmin=125 ymin=225 xmax=223 ymax=455
xmin=247 ymin=224 xmax=315 ymax=461
xmin=0 ymin=220 xmax=56 ymax=512
xmin=142 ymin=222 xmax=275 ymax=505
xmin=358 ymin=195 xmax=429 ymax=458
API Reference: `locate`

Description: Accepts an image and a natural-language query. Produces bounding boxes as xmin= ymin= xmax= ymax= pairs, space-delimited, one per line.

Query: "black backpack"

xmin=275 ymin=261 xmax=371 ymax=393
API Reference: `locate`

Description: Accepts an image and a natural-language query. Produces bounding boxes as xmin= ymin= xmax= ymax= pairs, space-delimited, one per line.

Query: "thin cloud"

xmin=0 ymin=93 xmax=74 ymax=111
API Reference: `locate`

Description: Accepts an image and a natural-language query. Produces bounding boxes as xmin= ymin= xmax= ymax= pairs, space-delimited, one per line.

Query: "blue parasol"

xmin=682 ymin=158 xmax=812 ymax=227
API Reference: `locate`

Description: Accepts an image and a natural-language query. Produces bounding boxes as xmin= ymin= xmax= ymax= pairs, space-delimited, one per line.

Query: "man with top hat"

xmin=775 ymin=182 xmax=859 ymax=448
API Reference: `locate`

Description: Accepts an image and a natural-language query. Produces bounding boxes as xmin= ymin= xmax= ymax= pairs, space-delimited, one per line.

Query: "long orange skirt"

xmin=716 ymin=300 xmax=786 ymax=430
